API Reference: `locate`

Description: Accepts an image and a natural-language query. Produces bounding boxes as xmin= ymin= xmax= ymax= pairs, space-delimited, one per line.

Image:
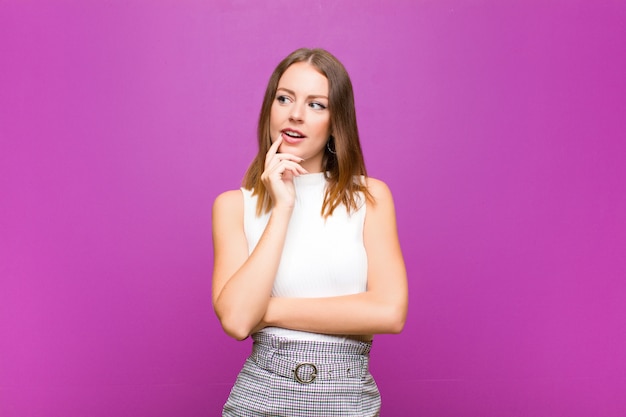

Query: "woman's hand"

xmin=260 ymin=134 xmax=308 ymax=210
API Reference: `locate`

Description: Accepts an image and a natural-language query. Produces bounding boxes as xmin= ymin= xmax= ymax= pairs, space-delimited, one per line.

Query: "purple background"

xmin=1 ymin=1 xmax=625 ymax=416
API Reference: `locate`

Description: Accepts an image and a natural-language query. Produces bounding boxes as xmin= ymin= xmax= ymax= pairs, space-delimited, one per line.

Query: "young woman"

xmin=212 ymin=48 xmax=408 ymax=416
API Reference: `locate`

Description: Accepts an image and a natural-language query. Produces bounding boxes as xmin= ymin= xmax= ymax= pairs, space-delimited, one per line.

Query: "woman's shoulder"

xmin=362 ymin=177 xmax=398 ymax=224
xmin=364 ymin=176 xmax=393 ymax=201
xmin=213 ymin=189 xmax=244 ymax=214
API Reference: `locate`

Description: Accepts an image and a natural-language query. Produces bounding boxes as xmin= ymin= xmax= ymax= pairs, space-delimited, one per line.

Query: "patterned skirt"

xmin=222 ymin=332 xmax=381 ymax=416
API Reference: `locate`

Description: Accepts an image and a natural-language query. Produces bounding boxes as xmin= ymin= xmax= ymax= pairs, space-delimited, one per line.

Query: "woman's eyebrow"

xmin=276 ymin=87 xmax=328 ymax=100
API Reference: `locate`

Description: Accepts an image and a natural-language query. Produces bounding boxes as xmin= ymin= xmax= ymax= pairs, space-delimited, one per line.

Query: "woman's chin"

xmin=278 ymin=145 xmax=303 ymax=158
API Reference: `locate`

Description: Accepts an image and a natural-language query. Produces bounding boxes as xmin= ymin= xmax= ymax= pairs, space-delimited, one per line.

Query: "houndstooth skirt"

xmin=222 ymin=332 xmax=381 ymax=416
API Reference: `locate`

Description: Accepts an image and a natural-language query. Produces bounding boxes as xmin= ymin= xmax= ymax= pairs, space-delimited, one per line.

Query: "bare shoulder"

xmin=214 ymin=189 xmax=243 ymax=208
xmin=212 ymin=189 xmax=244 ymax=220
xmin=364 ymin=177 xmax=394 ymax=204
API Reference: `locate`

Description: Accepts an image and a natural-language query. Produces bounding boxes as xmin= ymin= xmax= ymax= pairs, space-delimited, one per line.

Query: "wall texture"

xmin=1 ymin=1 xmax=625 ymax=416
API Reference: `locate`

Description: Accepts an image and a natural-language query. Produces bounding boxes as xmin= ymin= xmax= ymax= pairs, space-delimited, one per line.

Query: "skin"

xmin=212 ymin=63 xmax=408 ymax=341
xmin=270 ymin=62 xmax=332 ymax=174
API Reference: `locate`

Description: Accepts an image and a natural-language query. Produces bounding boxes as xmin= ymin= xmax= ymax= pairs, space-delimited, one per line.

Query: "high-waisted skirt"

xmin=222 ymin=332 xmax=381 ymax=416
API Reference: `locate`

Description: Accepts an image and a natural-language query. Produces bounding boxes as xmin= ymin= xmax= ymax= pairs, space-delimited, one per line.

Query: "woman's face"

xmin=270 ymin=62 xmax=331 ymax=173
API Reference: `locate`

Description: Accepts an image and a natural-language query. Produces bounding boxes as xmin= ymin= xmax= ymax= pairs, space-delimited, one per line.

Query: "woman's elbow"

xmin=384 ymin=303 xmax=407 ymax=334
xmin=390 ymin=314 xmax=407 ymax=334
xmin=386 ymin=315 xmax=406 ymax=334
xmin=214 ymin=306 xmax=254 ymax=341
xmin=218 ymin=316 xmax=252 ymax=341
xmin=225 ymin=327 xmax=251 ymax=341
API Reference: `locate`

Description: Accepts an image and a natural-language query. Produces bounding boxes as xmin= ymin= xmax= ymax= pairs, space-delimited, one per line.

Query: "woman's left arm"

xmin=262 ymin=178 xmax=408 ymax=335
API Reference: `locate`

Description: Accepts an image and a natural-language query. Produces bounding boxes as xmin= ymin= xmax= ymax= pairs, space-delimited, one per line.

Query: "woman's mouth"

xmin=281 ymin=129 xmax=305 ymax=144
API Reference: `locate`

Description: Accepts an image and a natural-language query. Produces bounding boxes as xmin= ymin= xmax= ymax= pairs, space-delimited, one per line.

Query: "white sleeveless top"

xmin=241 ymin=172 xmax=368 ymax=343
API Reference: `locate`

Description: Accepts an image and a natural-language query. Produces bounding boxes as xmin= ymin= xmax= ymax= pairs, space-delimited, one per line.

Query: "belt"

xmin=250 ymin=344 xmax=369 ymax=384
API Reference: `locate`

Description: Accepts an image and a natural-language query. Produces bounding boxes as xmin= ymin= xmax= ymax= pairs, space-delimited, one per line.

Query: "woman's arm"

xmin=212 ymin=135 xmax=307 ymax=340
xmin=211 ymin=191 xmax=292 ymax=340
xmin=262 ymin=178 xmax=408 ymax=335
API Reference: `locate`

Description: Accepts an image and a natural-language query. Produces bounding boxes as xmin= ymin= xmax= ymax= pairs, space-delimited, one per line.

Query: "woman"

xmin=212 ymin=48 xmax=408 ymax=416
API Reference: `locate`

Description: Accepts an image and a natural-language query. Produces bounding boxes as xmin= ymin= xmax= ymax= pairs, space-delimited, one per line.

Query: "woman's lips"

xmin=281 ymin=129 xmax=305 ymax=144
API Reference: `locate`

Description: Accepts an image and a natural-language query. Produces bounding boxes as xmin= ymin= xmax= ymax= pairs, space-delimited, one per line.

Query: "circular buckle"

xmin=294 ymin=362 xmax=318 ymax=384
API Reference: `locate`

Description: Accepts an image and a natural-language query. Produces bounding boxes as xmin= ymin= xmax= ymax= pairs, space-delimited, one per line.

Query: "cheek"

xmin=316 ymin=117 xmax=331 ymax=136
xmin=270 ymin=106 xmax=289 ymax=126
xmin=269 ymin=110 xmax=281 ymax=129
xmin=269 ymin=102 xmax=281 ymax=117
xmin=269 ymin=107 xmax=277 ymax=122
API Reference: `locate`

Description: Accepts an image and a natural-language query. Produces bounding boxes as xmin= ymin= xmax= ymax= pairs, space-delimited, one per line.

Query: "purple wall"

xmin=1 ymin=1 xmax=625 ymax=416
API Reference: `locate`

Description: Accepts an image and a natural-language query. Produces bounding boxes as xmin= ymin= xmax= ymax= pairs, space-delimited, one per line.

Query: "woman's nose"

xmin=289 ymin=103 xmax=304 ymax=122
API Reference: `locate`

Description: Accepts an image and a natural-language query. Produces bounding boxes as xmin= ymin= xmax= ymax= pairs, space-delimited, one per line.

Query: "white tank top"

xmin=241 ymin=172 xmax=368 ymax=343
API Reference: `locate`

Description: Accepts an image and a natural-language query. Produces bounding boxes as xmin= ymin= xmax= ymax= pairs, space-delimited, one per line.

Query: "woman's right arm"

xmin=211 ymin=134 xmax=306 ymax=340
xmin=211 ymin=192 xmax=293 ymax=340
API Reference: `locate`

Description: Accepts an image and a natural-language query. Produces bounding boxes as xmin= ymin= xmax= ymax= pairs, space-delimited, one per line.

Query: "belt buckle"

xmin=294 ymin=362 xmax=318 ymax=384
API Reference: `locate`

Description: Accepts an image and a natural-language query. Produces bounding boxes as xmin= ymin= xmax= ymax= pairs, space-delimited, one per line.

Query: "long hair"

xmin=242 ymin=48 xmax=372 ymax=217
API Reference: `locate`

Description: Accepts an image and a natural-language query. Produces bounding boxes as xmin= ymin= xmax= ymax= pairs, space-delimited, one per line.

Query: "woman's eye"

xmin=309 ymin=102 xmax=327 ymax=110
xmin=276 ymin=95 xmax=291 ymax=104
